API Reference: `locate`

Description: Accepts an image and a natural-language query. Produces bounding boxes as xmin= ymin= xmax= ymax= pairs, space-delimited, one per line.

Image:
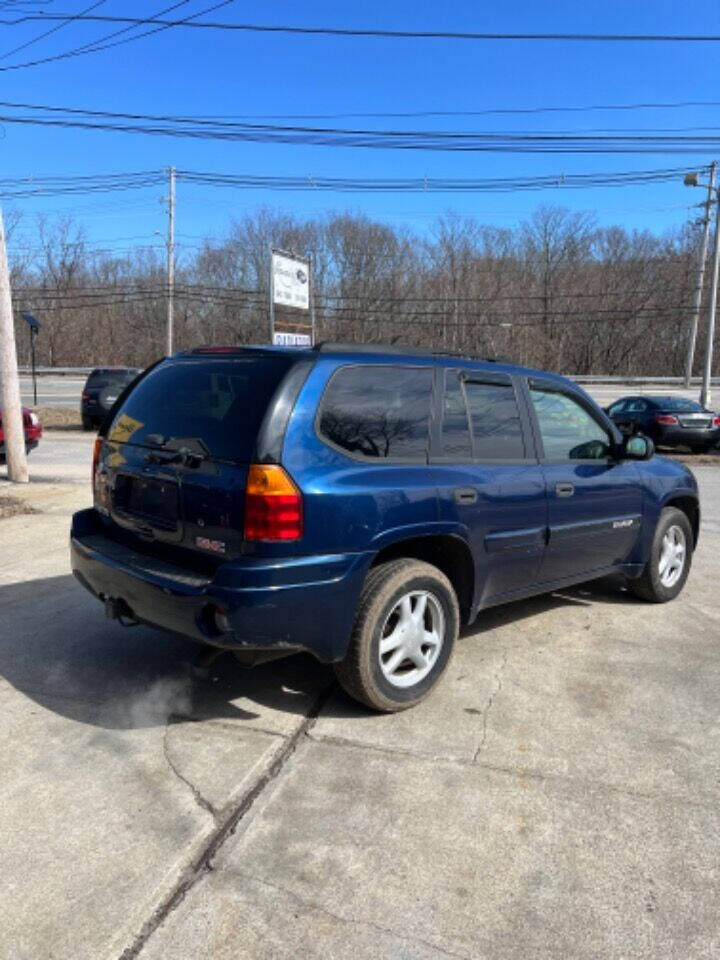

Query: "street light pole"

xmin=700 ymin=184 xmax=720 ymax=409
xmin=685 ymin=162 xmax=716 ymax=387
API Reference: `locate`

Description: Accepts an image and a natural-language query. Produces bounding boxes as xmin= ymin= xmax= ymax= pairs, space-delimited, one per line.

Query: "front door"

xmin=526 ymin=379 xmax=643 ymax=585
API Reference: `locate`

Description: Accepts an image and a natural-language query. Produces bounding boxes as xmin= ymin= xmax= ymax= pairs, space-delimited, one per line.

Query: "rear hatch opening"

xmin=95 ymin=353 xmax=301 ymax=561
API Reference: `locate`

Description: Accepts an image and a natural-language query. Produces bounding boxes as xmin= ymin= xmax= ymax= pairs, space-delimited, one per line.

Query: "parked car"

xmin=81 ymin=367 xmax=140 ymax=430
xmin=0 ymin=407 xmax=42 ymax=462
xmin=606 ymin=395 xmax=720 ymax=453
xmin=71 ymin=344 xmax=699 ymax=711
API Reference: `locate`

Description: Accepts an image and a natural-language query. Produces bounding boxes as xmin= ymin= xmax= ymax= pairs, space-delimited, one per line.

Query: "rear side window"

xmin=106 ymin=357 xmax=293 ymax=461
xmin=440 ymin=372 xmax=525 ymax=460
xmin=318 ymin=365 xmax=432 ymax=461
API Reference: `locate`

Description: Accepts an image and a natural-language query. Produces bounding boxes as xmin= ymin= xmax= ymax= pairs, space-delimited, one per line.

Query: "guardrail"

xmin=16 ymin=367 xmax=720 ymax=384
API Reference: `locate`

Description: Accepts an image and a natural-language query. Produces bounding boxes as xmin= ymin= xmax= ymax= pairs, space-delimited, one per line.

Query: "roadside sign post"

xmin=269 ymin=248 xmax=313 ymax=345
xmin=23 ymin=313 xmax=40 ymax=406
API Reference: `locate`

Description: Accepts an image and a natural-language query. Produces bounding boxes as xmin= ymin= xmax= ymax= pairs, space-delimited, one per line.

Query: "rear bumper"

xmin=70 ymin=508 xmax=372 ymax=662
xmin=657 ymin=425 xmax=720 ymax=448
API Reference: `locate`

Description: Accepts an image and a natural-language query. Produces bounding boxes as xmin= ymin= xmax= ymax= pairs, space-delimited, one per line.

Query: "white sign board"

xmin=272 ymin=252 xmax=310 ymax=310
xmin=273 ymin=331 xmax=311 ymax=347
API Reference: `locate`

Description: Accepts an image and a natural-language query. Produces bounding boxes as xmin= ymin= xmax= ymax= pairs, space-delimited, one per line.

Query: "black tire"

xmin=334 ymin=558 xmax=459 ymax=712
xmin=81 ymin=415 xmax=94 ymax=431
xmin=627 ymin=507 xmax=693 ymax=603
xmin=691 ymin=444 xmax=711 ymax=454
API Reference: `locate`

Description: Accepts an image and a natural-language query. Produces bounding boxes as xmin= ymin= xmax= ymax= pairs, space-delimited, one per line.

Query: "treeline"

xmin=6 ymin=205 xmax=709 ymax=375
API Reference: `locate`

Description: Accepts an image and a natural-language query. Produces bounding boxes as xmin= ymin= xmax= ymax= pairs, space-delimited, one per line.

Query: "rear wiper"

xmin=143 ymin=435 xmax=210 ymax=468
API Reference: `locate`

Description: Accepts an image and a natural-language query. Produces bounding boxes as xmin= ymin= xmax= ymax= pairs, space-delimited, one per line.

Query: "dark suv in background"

xmin=81 ymin=367 xmax=140 ymax=430
xmin=71 ymin=344 xmax=699 ymax=711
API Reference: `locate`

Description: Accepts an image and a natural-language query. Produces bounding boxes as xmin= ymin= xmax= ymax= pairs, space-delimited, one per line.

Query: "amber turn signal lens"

xmin=244 ymin=464 xmax=303 ymax=541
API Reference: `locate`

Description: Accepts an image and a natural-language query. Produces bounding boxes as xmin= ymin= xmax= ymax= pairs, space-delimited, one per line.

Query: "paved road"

xmin=1 ymin=464 xmax=719 ymax=959
xmin=23 ymin=429 xmax=94 ymax=484
xmin=20 ymin=375 xmax=86 ymax=408
xmin=17 ymin=374 xmax=719 ymax=411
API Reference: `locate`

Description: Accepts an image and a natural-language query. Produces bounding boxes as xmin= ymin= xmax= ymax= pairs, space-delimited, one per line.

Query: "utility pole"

xmin=685 ymin=162 xmax=716 ymax=387
xmin=700 ymin=183 xmax=720 ymax=409
xmin=166 ymin=165 xmax=175 ymax=356
xmin=0 ymin=208 xmax=28 ymax=482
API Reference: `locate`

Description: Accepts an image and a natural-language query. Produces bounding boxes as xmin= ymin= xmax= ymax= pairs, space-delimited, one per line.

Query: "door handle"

xmin=555 ymin=482 xmax=574 ymax=497
xmin=454 ymin=487 xmax=478 ymax=505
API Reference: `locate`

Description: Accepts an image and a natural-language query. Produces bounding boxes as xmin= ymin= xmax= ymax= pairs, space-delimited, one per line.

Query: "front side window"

xmin=608 ymin=400 xmax=626 ymax=416
xmin=318 ymin=365 xmax=432 ymax=461
xmin=530 ymin=387 xmax=612 ymax=460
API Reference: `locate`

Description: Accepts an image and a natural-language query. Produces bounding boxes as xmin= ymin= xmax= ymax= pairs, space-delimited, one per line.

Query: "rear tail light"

xmin=82 ymin=391 xmax=89 ymax=401
xmin=713 ymin=416 xmax=720 ymax=426
xmin=655 ymin=415 xmax=679 ymax=425
xmin=244 ymin=464 xmax=303 ymax=541
xmin=92 ymin=436 xmax=103 ymax=488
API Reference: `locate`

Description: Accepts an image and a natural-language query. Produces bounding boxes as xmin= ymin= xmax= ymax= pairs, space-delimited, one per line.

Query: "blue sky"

xmin=4 ymin=0 xmax=720 ymax=258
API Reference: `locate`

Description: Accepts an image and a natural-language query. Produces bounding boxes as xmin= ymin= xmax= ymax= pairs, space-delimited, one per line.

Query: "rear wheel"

xmin=691 ymin=444 xmax=711 ymax=454
xmin=81 ymin=415 xmax=94 ymax=431
xmin=627 ymin=507 xmax=693 ymax=603
xmin=335 ymin=558 xmax=459 ymax=712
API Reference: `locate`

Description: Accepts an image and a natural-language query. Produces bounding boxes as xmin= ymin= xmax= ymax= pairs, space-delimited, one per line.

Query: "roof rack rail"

xmin=312 ymin=341 xmax=499 ymax=362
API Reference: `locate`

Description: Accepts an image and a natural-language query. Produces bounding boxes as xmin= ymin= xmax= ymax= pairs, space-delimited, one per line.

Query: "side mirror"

xmin=623 ymin=434 xmax=654 ymax=461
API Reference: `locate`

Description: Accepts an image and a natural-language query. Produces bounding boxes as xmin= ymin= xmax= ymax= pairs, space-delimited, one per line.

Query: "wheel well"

xmin=665 ymin=496 xmax=699 ymax=548
xmin=371 ymin=535 xmax=475 ymax=622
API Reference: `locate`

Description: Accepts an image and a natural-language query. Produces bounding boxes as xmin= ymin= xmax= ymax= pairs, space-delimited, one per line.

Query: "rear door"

xmin=98 ymin=355 xmax=295 ymax=561
xmin=432 ymin=368 xmax=547 ymax=604
xmin=525 ymin=378 xmax=643 ymax=584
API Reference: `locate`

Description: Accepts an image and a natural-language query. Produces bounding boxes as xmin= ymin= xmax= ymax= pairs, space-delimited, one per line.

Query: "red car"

xmin=0 ymin=407 xmax=42 ymax=462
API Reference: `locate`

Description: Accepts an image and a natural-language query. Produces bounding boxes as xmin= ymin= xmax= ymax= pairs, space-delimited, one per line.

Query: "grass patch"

xmin=0 ymin=494 xmax=40 ymax=519
xmin=34 ymin=405 xmax=84 ymax=431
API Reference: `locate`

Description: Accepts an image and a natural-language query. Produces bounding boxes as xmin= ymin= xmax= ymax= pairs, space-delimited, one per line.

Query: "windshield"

xmin=105 ymin=356 xmax=294 ymax=461
xmin=652 ymin=397 xmax=705 ymax=412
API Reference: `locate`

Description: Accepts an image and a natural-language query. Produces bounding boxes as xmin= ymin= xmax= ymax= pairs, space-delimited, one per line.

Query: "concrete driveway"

xmin=1 ymin=472 xmax=719 ymax=960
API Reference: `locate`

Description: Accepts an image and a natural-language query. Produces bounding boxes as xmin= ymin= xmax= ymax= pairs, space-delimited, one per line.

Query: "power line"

xmin=0 ymin=0 xmax=237 ymax=73
xmin=0 ymin=164 xmax=700 ymax=198
xmin=0 ymin=0 xmax=106 ymax=61
xmin=4 ymin=16 xmax=720 ymax=43
xmin=3 ymin=102 xmax=720 ymax=153
xmin=187 ymin=101 xmax=720 ymax=121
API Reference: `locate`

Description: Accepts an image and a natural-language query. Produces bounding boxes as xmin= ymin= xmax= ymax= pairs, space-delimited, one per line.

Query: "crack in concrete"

xmin=472 ymin=649 xmax=507 ymax=763
xmin=308 ymin=730 xmax=720 ymax=812
xmin=162 ymin=718 xmax=218 ymax=821
xmin=117 ymin=681 xmax=336 ymax=960
xmin=234 ymin=871 xmax=472 ymax=960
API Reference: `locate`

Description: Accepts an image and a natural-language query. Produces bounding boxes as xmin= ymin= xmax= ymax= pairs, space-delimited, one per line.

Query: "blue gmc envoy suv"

xmin=71 ymin=343 xmax=699 ymax=711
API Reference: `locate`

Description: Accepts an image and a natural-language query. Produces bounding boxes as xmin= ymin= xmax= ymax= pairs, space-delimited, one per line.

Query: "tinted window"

xmin=626 ymin=399 xmax=649 ymax=413
xmin=319 ymin=365 xmax=432 ymax=461
xmin=106 ymin=357 xmax=293 ymax=461
xmin=441 ymin=372 xmax=472 ymax=458
xmin=87 ymin=369 xmax=138 ymax=390
xmin=465 ymin=380 xmax=525 ymax=459
xmin=530 ymin=387 xmax=612 ymax=460
xmin=653 ymin=397 xmax=705 ymax=412
xmin=607 ymin=400 xmax=626 ymax=416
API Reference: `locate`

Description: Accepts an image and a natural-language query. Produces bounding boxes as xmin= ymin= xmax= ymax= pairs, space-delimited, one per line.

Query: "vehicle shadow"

xmin=0 ymin=573 xmax=332 ymax=732
xmin=0 ymin=571 xmax=639 ymax=729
